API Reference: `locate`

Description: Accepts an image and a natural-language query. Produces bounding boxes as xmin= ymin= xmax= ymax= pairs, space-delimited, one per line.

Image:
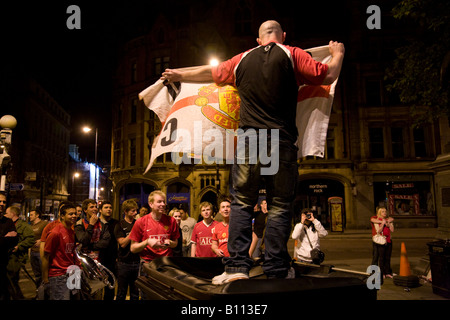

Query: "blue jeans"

xmin=49 ymin=275 xmax=71 ymax=300
xmin=30 ymin=251 xmax=42 ymax=287
xmin=224 ymin=129 xmax=298 ymax=278
xmin=116 ymin=261 xmax=140 ymax=300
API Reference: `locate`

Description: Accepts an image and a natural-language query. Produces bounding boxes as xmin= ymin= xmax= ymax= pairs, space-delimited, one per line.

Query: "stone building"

xmin=2 ymin=76 xmax=71 ymax=217
xmin=110 ymin=0 xmax=441 ymax=228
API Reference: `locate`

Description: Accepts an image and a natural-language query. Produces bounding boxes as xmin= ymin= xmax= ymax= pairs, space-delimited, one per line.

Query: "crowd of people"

xmin=0 ymin=19 xmax=403 ymax=300
xmin=0 ymin=190 xmax=267 ymax=300
xmin=1 ymin=186 xmax=394 ymax=301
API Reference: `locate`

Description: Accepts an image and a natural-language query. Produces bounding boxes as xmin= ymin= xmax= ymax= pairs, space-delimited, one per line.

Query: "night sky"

xmin=2 ymin=1 xmax=163 ymax=166
xmin=2 ymin=0 xmax=351 ymax=167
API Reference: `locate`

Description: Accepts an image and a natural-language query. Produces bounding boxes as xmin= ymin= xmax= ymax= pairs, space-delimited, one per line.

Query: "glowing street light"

xmin=72 ymin=172 xmax=80 ymax=202
xmin=209 ymin=58 xmax=219 ymax=67
xmin=82 ymin=126 xmax=98 ymax=201
xmin=0 ymin=115 xmax=17 ymax=192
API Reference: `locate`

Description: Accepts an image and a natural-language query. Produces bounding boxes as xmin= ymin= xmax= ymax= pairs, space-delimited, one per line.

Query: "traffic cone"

xmin=399 ymin=242 xmax=411 ymax=276
xmin=393 ymin=242 xmax=420 ymax=287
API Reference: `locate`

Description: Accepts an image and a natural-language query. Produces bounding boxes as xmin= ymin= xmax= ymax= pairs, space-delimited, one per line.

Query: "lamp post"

xmin=0 ymin=115 xmax=17 ymax=194
xmin=72 ymin=172 xmax=80 ymax=202
xmin=83 ymin=126 xmax=98 ymax=201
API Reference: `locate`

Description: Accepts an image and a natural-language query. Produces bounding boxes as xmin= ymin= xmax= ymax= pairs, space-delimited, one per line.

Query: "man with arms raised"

xmin=162 ymin=20 xmax=344 ymax=283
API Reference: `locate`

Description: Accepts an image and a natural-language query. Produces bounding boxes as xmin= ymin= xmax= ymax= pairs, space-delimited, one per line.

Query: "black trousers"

xmin=371 ymin=241 xmax=393 ymax=277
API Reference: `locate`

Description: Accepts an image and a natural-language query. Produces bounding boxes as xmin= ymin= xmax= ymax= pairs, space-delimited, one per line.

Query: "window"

xmin=115 ymin=104 xmax=123 ymax=128
xmin=129 ymin=138 xmax=136 ymax=167
xmin=154 ymin=56 xmax=170 ymax=76
xmin=157 ymin=28 xmax=165 ymax=44
xmin=156 ymin=154 xmax=165 ymax=163
xmin=413 ymin=127 xmax=427 ymax=158
xmin=391 ymin=127 xmax=404 ymax=158
xmin=113 ymin=150 xmax=121 ymax=169
xmin=369 ymin=127 xmax=384 ymax=158
xmin=326 ymin=128 xmax=335 ymax=159
xmin=234 ymin=2 xmax=252 ymax=35
xmin=365 ymin=79 xmax=382 ymax=106
xmin=373 ymin=174 xmax=435 ymax=216
xmin=167 ymin=182 xmax=189 ymax=194
xmin=130 ymin=99 xmax=137 ymax=124
xmin=131 ymin=62 xmax=137 ymax=83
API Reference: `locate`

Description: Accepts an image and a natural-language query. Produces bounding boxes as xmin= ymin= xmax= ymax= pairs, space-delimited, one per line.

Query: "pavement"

xmin=315 ymin=228 xmax=449 ymax=301
xmin=15 ymin=228 xmax=450 ymax=301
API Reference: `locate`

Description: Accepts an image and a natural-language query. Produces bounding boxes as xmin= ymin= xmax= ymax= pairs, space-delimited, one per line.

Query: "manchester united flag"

xmin=139 ymin=45 xmax=338 ymax=173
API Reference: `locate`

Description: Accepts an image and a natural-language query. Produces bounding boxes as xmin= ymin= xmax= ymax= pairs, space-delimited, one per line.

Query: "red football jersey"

xmin=191 ymin=220 xmax=218 ymax=257
xmin=129 ymin=214 xmax=180 ymax=261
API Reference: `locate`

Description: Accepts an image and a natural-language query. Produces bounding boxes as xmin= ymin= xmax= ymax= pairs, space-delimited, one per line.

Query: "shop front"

xmin=372 ymin=174 xmax=437 ymax=228
xmin=119 ymin=182 xmax=156 ymax=208
xmin=295 ymin=178 xmax=345 ymax=230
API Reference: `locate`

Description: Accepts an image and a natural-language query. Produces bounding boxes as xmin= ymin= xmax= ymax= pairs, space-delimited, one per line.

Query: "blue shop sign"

xmin=167 ymin=193 xmax=190 ymax=203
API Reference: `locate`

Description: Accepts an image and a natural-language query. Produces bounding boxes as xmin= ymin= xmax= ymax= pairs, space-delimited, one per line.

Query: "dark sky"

xmin=2 ymin=1 xmax=352 ymax=167
xmin=2 ymin=1 xmax=157 ymax=166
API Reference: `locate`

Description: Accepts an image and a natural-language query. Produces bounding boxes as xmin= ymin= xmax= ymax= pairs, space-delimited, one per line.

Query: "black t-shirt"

xmin=114 ymin=219 xmax=140 ymax=263
xmin=0 ymin=215 xmax=18 ymax=266
xmin=235 ymin=42 xmax=299 ymax=144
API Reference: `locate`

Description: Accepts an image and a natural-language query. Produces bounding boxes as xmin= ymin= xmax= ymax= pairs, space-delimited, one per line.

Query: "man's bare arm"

xmin=161 ymin=65 xmax=213 ymax=83
xmin=323 ymin=41 xmax=345 ymax=85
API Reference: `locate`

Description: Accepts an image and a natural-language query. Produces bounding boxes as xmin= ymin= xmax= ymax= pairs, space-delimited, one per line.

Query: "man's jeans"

xmin=224 ymin=130 xmax=298 ymax=278
xmin=116 ymin=261 xmax=140 ymax=300
xmin=49 ymin=275 xmax=71 ymax=300
xmin=30 ymin=251 xmax=42 ymax=287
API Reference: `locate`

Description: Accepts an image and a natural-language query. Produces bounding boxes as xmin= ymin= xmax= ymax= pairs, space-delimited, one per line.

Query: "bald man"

xmin=162 ymin=20 xmax=344 ymax=284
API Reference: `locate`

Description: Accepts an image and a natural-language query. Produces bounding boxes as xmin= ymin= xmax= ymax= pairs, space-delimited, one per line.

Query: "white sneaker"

xmin=286 ymin=267 xmax=295 ymax=279
xmin=212 ymin=272 xmax=249 ymax=285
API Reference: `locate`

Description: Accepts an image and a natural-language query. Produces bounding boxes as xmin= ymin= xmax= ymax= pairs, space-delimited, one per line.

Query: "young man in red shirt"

xmin=41 ymin=202 xmax=78 ymax=300
xmin=190 ymin=202 xmax=217 ymax=257
xmin=130 ymin=190 xmax=180 ymax=261
xmin=211 ymin=198 xmax=231 ymax=257
xmin=162 ymin=20 xmax=344 ymax=284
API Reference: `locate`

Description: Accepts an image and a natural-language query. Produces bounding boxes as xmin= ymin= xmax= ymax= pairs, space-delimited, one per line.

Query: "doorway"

xmin=294 ymin=178 xmax=345 ymax=229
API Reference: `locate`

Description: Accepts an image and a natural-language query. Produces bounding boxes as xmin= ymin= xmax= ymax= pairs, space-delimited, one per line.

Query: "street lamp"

xmin=72 ymin=172 xmax=80 ymax=202
xmin=83 ymin=126 xmax=98 ymax=201
xmin=0 ymin=115 xmax=17 ymax=193
xmin=209 ymin=57 xmax=219 ymax=66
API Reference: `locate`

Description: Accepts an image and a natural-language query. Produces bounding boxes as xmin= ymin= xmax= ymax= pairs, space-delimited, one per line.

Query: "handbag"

xmin=304 ymin=227 xmax=325 ymax=265
xmin=372 ymin=233 xmax=386 ymax=245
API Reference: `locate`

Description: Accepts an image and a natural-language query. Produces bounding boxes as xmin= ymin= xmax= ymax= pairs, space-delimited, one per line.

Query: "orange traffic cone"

xmin=399 ymin=242 xmax=412 ymax=276
xmin=393 ymin=242 xmax=419 ymax=287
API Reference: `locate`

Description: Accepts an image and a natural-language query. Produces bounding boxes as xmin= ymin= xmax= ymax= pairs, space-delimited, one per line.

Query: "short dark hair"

xmin=82 ymin=199 xmax=97 ymax=211
xmin=7 ymin=206 xmax=20 ymax=217
xmin=99 ymin=200 xmax=112 ymax=210
xmin=58 ymin=201 xmax=74 ymax=211
xmin=31 ymin=208 xmax=43 ymax=218
xmin=60 ymin=202 xmax=76 ymax=216
xmin=219 ymin=195 xmax=231 ymax=205
xmin=177 ymin=203 xmax=189 ymax=213
xmin=122 ymin=199 xmax=138 ymax=213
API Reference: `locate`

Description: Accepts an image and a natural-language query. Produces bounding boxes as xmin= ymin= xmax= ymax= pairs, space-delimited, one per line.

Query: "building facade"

xmin=2 ymin=76 xmax=71 ymax=218
xmin=110 ymin=0 xmax=440 ymax=228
